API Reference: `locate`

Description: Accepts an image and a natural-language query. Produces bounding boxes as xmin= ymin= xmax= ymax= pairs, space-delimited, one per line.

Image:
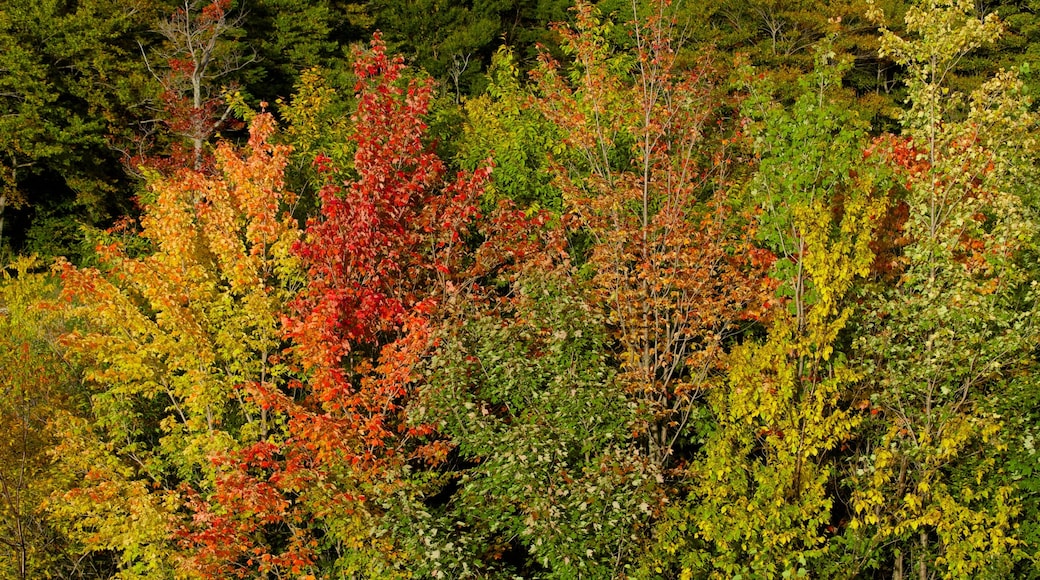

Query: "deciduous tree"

xmin=0 ymin=259 xmax=80 ymax=579
xmin=54 ymin=111 xmax=302 ymax=577
xmin=532 ymin=0 xmax=771 ymax=470
xmin=847 ymin=1 xmax=1040 ymax=576
xmin=141 ymin=0 xmax=254 ymax=171
xmin=659 ymin=48 xmax=890 ymax=577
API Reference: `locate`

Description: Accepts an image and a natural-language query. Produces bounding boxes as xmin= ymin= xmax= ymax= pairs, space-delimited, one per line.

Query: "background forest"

xmin=2 ymin=0 xmax=1040 ymax=578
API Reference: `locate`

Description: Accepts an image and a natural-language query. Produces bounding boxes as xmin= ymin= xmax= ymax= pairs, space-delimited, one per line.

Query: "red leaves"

xmin=199 ymin=0 xmax=230 ymax=24
xmin=274 ymin=33 xmax=489 ymax=502
xmin=868 ymin=134 xmax=929 ymax=186
xmin=181 ymin=462 xmax=315 ymax=579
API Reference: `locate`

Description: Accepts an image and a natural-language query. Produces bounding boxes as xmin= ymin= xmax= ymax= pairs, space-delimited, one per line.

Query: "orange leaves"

xmin=197 ymin=114 xmax=298 ymax=292
xmin=532 ymin=2 xmax=773 ymax=468
xmin=198 ymin=0 xmax=230 ymax=23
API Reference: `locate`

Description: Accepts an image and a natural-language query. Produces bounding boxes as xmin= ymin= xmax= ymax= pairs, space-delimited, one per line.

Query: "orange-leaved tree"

xmin=532 ymin=1 xmax=774 ymax=469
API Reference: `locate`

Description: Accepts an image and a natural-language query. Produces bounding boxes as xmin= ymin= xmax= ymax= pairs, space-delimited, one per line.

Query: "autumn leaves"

xmin=12 ymin=0 xmax=1040 ymax=578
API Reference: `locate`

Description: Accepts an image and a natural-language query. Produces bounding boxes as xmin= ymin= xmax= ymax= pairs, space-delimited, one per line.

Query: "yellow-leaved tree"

xmin=643 ymin=44 xmax=891 ymax=577
xmin=51 ymin=112 xmax=304 ymax=578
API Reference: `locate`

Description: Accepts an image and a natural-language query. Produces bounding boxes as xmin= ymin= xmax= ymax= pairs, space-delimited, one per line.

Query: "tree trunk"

xmin=919 ymin=530 xmax=929 ymax=580
xmin=0 ymin=194 xmax=6 ymax=250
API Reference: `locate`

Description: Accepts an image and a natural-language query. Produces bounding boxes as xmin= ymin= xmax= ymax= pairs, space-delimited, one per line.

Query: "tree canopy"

xmin=3 ymin=0 xmax=1040 ymax=578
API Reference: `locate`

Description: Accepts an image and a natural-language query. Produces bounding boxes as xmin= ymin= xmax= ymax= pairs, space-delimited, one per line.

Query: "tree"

xmin=370 ymin=0 xmax=519 ymax=97
xmin=0 ymin=0 xmax=165 ymax=258
xmin=846 ymin=1 xmax=1039 ymax=576
xmin=281 ymin=32 xmax=487 ymax=476
xmin=381 ymin=201 xmax=658 ymax=578
xmin=457 ymin=47 xmax=562 ymax=213
xmin=141 ymin=0 xmax=255 ymax=171
xmin=239 ymin=0 xmax=343 ymax=103
xmin=648 ymin=47 xmax=891 ymax=577
xmin=53 ymin=111 xmax=303 ymax=578
xmin=531 ymin=0 xmax=772 ymax=470
xmin=0 ymin=258 xmax=82 ymax=579
xmin=209 ymin=34 xmax=491 ymax=576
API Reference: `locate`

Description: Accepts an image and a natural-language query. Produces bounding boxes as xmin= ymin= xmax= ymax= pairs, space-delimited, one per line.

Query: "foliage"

xmin=53 ymin=111 xmax=302 ymax=578
xmin=239 ymin=0 xmax=343 ymax=102
xmin=370 ymin=0 xmax=533 ymax=97
xmin=0 ymin=0 xmax=165 ymax=256
xmin=266 ymin=34 xmax=491 ymax=576
xmin=277 ymin=66 xmax=356 ymax=188
xmin=6 ymin=1 xmax=1040 ymax=577
xmin=282 ymin=32 xmax=487 ymax=474
xmin=643 ymin=44 xmax=891 ymax=578
xmin=673 ymin=0 xmax=913 ymax=128
xmin=0 ymin=258 xmax=81 ymax=579
xmin=458 ymin=47 xmax=562 ymax=213
xmin=406 ymin=269 xmax=657 ymax=578
xmin=847 ymin=1 xmax=1040 ymax=577
xmin=532 ymin=0 xmax=772 ymax=470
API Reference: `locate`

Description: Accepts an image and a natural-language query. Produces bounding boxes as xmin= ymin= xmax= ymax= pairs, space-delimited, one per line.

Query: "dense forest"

xmin=2 ymin=0 xmax=1040 ymax=578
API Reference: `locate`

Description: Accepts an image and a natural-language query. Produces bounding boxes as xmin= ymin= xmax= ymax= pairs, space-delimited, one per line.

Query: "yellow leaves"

xmin=902 ymin=492 xmax=923 ymax=513
xmin=47 ymin=413 xmax=181 ymax=577
xmin=692 ymin=294 xmax=865 ymax=571
xmin=848 ymin=405 xmax=1021 ymax=576
xmin=279 ymin=67 xmax=353 ymax=166
xmin=51 ymin=114 xmax=306 ymax=576
xmin=793 ymin=182 xmax=886 ymax=330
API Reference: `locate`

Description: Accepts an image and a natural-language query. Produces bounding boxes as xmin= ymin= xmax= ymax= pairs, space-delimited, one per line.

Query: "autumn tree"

xmin=640 ymin=46 xmax=892 ymax=577
xmin=141 ymin=0 xmax=254 ymax=171
xmin=282 ymin=31 xmax=487 ymax=468
xmin=0 ymin=259 xmax=84 ymax=579
xmin=183 ymin=34 xmax=492 ymax=576
xmin=846 ymin=1 xmax=1040 ymax=577
xmin=531 ymin=0 xmax=772 ymax=470
xmin=52 ymin=111 xmax=302 ymax=578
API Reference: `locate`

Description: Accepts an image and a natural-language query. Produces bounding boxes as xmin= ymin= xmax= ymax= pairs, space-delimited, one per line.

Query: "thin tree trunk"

xmin=919 ymin=530 xmax=929 ymax=580
xmin=0 ymin=194 xmax=6 ymax=250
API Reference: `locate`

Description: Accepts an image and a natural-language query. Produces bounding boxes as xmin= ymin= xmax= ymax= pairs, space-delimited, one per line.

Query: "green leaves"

xmin=458 ymin=48 xmax=562 ymax=213
xmin=411 ymin=271 xmax=656 ymax=578
xmin=0 ymin=0 xmax=160 ymax=256
xmin=7 ymin=2 xmax=1040 ymax=578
